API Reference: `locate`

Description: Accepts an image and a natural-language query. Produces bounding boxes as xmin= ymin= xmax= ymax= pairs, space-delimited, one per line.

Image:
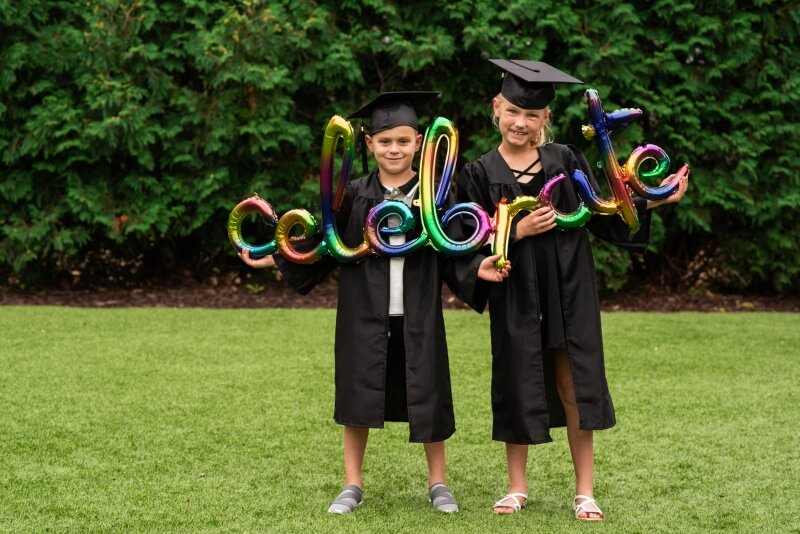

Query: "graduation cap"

xmin=349 ymin=91 xmax=440 ymax=174
xmin=489 ymin=59 xmax=583 ymax=109
xmin=348 ymin=91 xmax=440 ymax=135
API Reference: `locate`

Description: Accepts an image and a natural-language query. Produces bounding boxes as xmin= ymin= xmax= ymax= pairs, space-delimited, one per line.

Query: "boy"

xmin=239 ymin=91 xmax=506 ymax=513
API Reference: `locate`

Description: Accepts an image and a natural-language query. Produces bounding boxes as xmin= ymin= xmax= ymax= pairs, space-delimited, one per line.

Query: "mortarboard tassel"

xmin=359 ymin=123 xmax=369 ymax=175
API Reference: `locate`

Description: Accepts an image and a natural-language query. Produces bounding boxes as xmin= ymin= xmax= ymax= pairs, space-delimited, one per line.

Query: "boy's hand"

xmin=238 ymin=248 xmax=276 ymax=268
xmin=478 ymin=254 xmax=511 ymax=282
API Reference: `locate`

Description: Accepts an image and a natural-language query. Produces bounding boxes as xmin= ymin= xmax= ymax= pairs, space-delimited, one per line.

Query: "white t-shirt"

xmin=387 ymin=214 xmax=405 ymax=316
xmin=382 ymin=186 xmax=412 ymax=316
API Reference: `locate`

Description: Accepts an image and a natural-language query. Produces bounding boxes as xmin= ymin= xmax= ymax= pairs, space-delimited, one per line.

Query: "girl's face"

xmin=365 ymin=125 xmax=422 ymax=177
xmin=493 ymin=97 xmax=549 ymax=149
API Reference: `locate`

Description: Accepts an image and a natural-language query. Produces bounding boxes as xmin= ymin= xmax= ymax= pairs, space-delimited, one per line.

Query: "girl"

xmin=457 ymin=60 xmax=688 ymax=520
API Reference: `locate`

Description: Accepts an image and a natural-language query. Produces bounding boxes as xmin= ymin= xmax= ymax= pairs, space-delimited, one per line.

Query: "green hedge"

xmin=1 ymin=1 xmax=798 ymax=291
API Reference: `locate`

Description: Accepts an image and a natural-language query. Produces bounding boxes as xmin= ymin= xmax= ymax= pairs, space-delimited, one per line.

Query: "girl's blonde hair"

xmin=492 ymin=94 xmax=553 ymax=147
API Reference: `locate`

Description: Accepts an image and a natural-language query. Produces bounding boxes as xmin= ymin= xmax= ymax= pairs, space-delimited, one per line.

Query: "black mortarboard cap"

xmin=348 ymin=91 xmax=440 ymax=134
xmin=489 ymin=59 xmax=582 ymax=109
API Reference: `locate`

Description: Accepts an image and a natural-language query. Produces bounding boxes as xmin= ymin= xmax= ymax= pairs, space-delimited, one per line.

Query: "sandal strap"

xmin=493 ymin=492 xmax=528 ymax=511
xmin=574 ymin=495 xmax=603 ymax=518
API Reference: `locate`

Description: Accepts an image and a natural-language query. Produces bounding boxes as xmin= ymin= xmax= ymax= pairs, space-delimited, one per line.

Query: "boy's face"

xmin=493 ymin=97 xmax=549 ymax=148
xmin=365 ymin=125 xmax=422 ymax=177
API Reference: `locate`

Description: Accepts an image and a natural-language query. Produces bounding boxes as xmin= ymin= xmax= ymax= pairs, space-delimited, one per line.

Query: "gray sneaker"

xmin=429 ymin=483 xmax=459 ymax=513
xmin=327 ymin=484 xmax=363 ymax=514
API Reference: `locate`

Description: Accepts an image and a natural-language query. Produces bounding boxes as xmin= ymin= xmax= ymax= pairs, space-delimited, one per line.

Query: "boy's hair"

xmin=491 ymin=94 xmax=553 ymax=147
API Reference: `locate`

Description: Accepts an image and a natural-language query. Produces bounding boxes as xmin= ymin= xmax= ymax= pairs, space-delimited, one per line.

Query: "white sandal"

xmin=574 ymin=494 xmax=604 ymax=521
xmin=492 ymin=492 xmax=528 ymax=514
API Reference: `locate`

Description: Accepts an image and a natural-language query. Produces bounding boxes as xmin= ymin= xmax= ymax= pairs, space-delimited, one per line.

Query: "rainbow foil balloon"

xmin=229 ymin=92 xmax=688 ymax=267
xmin=228 ymin=115 xmax=495 ymax=264
xmin=417 ymin=117 xmax=492 ymax=257
xmin=579 ymin=88 xmax=688 ymax=233
xmin=490 ymin=172 xmax=592 ymax=269
xmin=227 ymin=195 xmax=279 ymax=259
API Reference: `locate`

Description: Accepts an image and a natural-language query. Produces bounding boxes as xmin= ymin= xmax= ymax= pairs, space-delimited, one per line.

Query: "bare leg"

xmin=492 ymin=443 xmax=529 ymax=514
xmin=425 ymin=441 xmax=459 ymax=512
xmin=423 ymin=440 xmax=446 ymax=487
xmin=552 ymin=349 xmax=602 ymax=519
xmin=343 ymin=425 xmax=369 ymax=488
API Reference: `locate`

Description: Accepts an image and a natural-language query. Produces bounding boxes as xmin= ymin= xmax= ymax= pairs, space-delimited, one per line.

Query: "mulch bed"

xmin=1 ymin=280 xmax=797 ymax=312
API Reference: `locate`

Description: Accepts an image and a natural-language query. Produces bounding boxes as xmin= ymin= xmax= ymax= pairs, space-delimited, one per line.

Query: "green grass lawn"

xmin=0 ymin=307 xmax=798 ymax=533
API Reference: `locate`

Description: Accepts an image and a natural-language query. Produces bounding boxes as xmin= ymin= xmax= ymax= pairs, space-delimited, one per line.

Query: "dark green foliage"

xmin=1 ymin=1 xmax=798 ymax=291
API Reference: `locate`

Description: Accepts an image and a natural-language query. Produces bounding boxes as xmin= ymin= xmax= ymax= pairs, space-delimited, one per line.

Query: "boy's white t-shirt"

xmin=388 ymin=220 xmax=405 ymax=316
xmin=382 ymin=186 xmax=412 ymax=316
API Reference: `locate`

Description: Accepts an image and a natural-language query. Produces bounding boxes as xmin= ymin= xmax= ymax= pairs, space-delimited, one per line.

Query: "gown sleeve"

xmin=567 ymin=145 xmax=651 ymax=254
xmin=272 ymin=184 xmax=354 ymax=295
xmin=442 ymin=162 xmax=494 ymax=312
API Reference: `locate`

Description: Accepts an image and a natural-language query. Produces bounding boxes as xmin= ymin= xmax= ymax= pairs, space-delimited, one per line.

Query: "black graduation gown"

xmin=274 ymin=171 xmax=484 ymax=443
xmin=458 ymin=144 xmax=650 ymax=444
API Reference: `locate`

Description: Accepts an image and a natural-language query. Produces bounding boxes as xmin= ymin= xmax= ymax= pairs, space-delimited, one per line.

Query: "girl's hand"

xmin=478 ymin=254 xmax=511 ymax=282
xmin=238 ymin=248 xmax=276 ymax=268
xmin=515 ymin=206 xmax=556 ymax=239
xmin=648 ymin=165 xmax=690 ymax=209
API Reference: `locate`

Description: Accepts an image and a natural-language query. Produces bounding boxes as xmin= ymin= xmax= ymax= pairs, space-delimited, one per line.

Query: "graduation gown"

xmin=458 ymin=144 xmax=650 ymax=444
xmin=274 ymin=171 xmax=483 ymax=443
